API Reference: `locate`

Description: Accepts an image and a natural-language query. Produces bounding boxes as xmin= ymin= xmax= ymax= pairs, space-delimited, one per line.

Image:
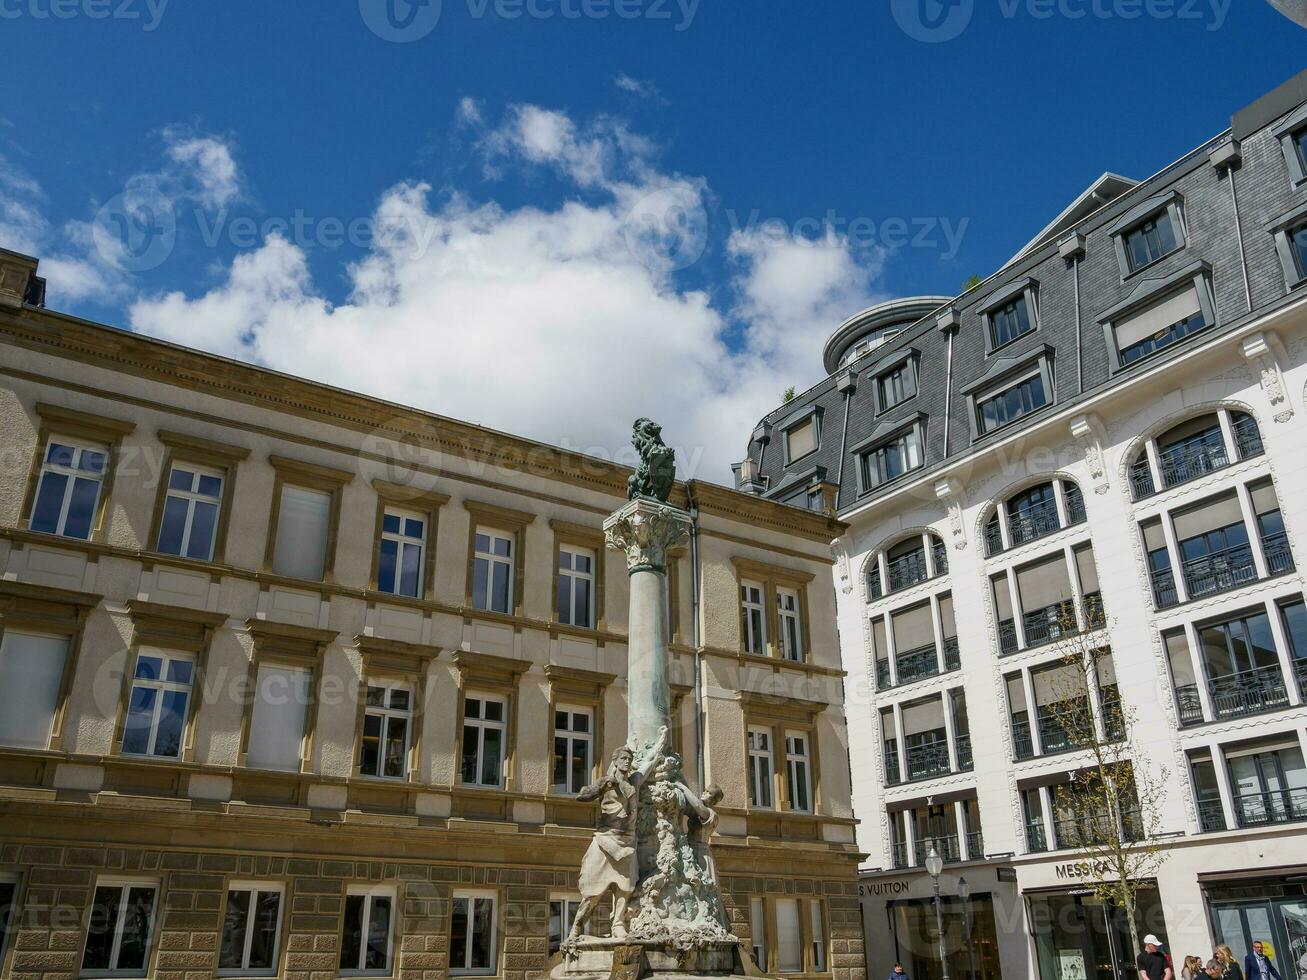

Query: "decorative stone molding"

xmin=604 ymin=497 xmax=692 ymax=574
xmin=1241 ymin=331 xmax=1294 ymax=423
xmin=831 ymin=536 xmax=853 ymax=594
xmin=934 ymin=478 xmax=967 ymax=550
xmin=1069 ymin=413 xmax=1110 ymax=495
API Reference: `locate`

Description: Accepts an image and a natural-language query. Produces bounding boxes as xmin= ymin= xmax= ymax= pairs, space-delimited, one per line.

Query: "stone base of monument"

xmin=552 ymin=938 xmax=754 ymax=980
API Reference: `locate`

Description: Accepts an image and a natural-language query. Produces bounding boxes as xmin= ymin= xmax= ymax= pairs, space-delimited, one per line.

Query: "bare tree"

xmin=1039 ymin=597 xmax=1170 ymax=945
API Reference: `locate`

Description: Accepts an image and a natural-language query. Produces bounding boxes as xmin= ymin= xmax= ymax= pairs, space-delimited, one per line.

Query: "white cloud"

xmin=164 ymin=131 xmax=241 ymax=208
xmin=614 ymin=74 xmax=667 ymax=105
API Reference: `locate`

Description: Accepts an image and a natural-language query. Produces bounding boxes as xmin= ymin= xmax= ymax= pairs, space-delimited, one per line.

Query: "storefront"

xmin=884 ymin=892 xmax=1003 ymax=980
xmin=1025 ymin=884 xmax=1169 ymax=980
xmin=1204 ymin=872 xmax=1307 ymax=978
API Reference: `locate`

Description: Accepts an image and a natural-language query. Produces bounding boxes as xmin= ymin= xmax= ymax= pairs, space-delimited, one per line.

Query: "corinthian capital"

xmin=603 ymin=497 xmax=692 ymax=574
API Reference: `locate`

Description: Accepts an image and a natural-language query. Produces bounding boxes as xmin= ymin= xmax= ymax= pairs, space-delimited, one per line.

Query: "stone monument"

xmin=555 ymin=419 xmax=747 ymax=980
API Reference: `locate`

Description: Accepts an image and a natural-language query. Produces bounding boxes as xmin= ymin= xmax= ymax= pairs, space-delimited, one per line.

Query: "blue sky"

xmin=2 ymin=0 xmax=1304 ymax=480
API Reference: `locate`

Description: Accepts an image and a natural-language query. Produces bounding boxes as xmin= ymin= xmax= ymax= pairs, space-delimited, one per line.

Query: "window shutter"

xmin=247 ymin=665 xmax=311 ymax=771
xmin=272 ymin=485 xmax=332 ymax=580
xmin=0 ymin=631 xmax=69 ymax=749
xmin=1114 ymin=286 xmax=1201 ymax=351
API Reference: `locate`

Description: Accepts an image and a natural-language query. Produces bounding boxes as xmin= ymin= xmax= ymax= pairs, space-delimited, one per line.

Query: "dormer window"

xmin=1268 ymin=202 xmax=1307 ymax=292
xmin=858 ymin=423 xmax=924 ymax=492
xmin=1274 ymin=102 xmax=1307 ymax=187
xmin=990 ymin=295 xmax=1033 ymax=349
xmin=1098 ymin=262 xmax=1215 ymax=372
xmin=1109 ymin=191 xmax=1187 ymax=278
xmin=876 ymin=359 xmax=917 ymax=413
xmin=782 ymin=409 xmax=821 ymax=465
xmin=976 ymin=369 xmax=1048 ymax=436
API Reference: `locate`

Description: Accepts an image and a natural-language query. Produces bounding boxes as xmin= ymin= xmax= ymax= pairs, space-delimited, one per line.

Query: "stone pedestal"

xmin=554 ymin=938 xmax=746 ymax=980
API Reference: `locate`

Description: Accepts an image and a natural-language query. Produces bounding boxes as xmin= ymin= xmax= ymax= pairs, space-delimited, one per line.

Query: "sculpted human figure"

xmin=567 ymin=726 xmax=669 ymax=945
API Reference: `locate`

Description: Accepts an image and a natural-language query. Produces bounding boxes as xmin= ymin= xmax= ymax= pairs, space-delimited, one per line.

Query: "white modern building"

xmin=737 ymin=71 xmax=1307 ymax=979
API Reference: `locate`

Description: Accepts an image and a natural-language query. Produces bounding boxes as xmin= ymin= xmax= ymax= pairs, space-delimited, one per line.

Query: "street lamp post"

xmin=925 ymin=846 xmax=950 ymax=980
xmin=958 ymin=876 xmax=975 ymax=980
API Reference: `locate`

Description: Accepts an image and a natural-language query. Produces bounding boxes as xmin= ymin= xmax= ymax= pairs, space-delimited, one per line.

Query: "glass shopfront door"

xmin=1213 ymin=898 xmax=1307 ymax=979
xmin=1028 ymin=887 xmax=1168 ymax=980
xmin=887 ymin=893 xmax=1002 ymax=980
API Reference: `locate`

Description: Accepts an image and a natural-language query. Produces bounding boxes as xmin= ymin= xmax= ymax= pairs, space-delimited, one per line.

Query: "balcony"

xmin=1012 ymin=718 xmax=1034 ymax=760
xmin=1025 ymin=820 xmax=1048 ymax=853
xmin=1151 ymin=568 xmax=1179 ymax=609
xmin=891 ymin=841 xmax=911 ymax=869
xmin=884 ymin=743 xmax=901 ymax=786
xmin=1233 ymin=413 xmax=1264 ymax=459
xmin=913 ymin=834 xmax=962 ymax=866
xmin=1158 ymin=433 xmax=1230 ymax=491
xmin=886 ymin=548 xmax=931 ymax=594
xmin=999 ymin=619 xmax=1019 ymax=655
xmin=1197 ymin=799 xmax=1227 ymax=833
xmin=1264 ymin=531 xmax=1294 ymax=576
xmin=876 ymin=658 xmax=891 ymax=691
xmin=943 ymin=635 xmax=961 ymax=671
xmin=905 ymin=739 xmax=952 ymax=782
xmin=1036 ymin=710 xmax=1092 ymax=755
xmin=896 ymin=642 xmax=943 ymax=686
xmin=956 ymin=734 xmax=973 ymax=771
xmin=1175 ymin=664 xmax=1291 ymax=727
xmin=1297 ymin=660 xmax=1307 ymax=698
xmin=1053 ymin=807 xmax=1142 ymax=849
xmin=1014 ymin=705 xmax=1121 ymax=760
xmin=965 ymin=830 xmax=984 ymax=859
xmin=1182 ymin=542 xmax=1259 ymax=601
xmin=1021 ymin=600 xmax=1079 ymax=649
xmin=1008 ymin=499 xmax=1062 ymax=549
xmin=932 ymin=539 xmax=949 ymax=577
xmin=1234 ymin=787 xmax=1307 ymax=828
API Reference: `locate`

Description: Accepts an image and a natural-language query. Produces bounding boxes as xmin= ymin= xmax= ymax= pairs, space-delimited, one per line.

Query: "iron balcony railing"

xmin=1036 ymin=709 xmax=1093 ymax=755
xmin=886 ymin=548 xmax=930 ymax=594
xmin=1263 ymin=531 xmax=1295 ymax=576
xmin=1025 ymin=820 xmax=1048 ymax=853
xmin=1083 ymin=591 xmax=1106 ymax=629
xmin=876 ymin=658 xmax=892 ymax=691
xmin=1065 ymin=491 xmax=1087 ymax=525
xmin=896 ymin=642 xmax=943 ymax=686
xmin=1297 ymin=659 xmax=1307 ymax=699
xmin=998 ymin=619 xmax=1019 ymax=655
xmin=956 ymin=734 xmax=973 ymax=771
xmin=1008 ymin=499 xmax=1062 ymax=548
xmin=1102 ymin=696 xmax=1125 ymax=742
xmin=984 ymin=520 xmax=1003 ymax=557
xmin=1151 ymin=567 xmax=1179 ymax=609
xmin=1130 ymin=459 xmax=1156 ymax=500
xmin=1021 ymin=600 xmax=1079 ymax=649
xmin=913 ymin=834 xmax=962 ymax=866
xmin=1012 ymin=717 xmax=1034 ymax=760
xmin=1053 ymin=806 xmax=1143 ymax=849
xmin=1197 ymin=799 xmax=1227 ymax=833
xmin=884 ymin=742 xmax=901 ymax=786
xmin=1182 ymin=542 xmax=1258 ymax=601
xmin=1175 ymin=664 xmax=1291 ymax=726
xmin=932 ymin=539 xmax=949 ymax=577
xmin=891 ymin=841 xmax=910 ymax=869
xmin=1234 ymin=787 xmax=1307 ymax=828
xmin=1233 ymin=414 xmax=1265 ymax=459
xmin=1014 ymin=706 xmax=1122 ymax=759
xmin=868 ymin=568 xmax=883 ymax=601
xmin=943 ymin=635 xmax=961 ymax=671
xmin=1158 ymin=433 xmax=1230 ymax=490
xmin=905 ymin=739 xmax=952 ymax=782
xmin=965 ymin=830 xmax=984 ymax=860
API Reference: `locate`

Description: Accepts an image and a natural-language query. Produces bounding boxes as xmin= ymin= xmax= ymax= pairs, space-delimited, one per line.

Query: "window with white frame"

xmin=776 ymin=588 xmax=802 ymax=661
xmin=785 ymin=732 xmax=813 ymax=813
xmin=775 ymin=898 xmax=803 ymax=974
xmin=339 ymin=886 xmax=394 ymax=976
xmin=741 ymin=581 xmax=766 ymax=656
xmin=472 ymin=528 xmax=514 ymax=614
xmin=270 ymin=484 xmax=332 ymax=581
xmin=748 ymin=727 xmax=775 ymax=809
xmin=450 ymin=890 xmax=497 ymax=976
xmin=0 ymin=874 xmax=17 ymax=964
xmin=976 ymin=370 xmax=1048 ymax=435
xmin=553 ymin=706 xmax=593 ymax=795
xmin=548 ymin=895 xmax=584 ymax=955
xmin=558 ymin=546 xmax=595 ymax=628
xmin=30 ymin=439 xmax=107 ymax=540
xmin=218 ymin=883 xmax=283 ymax=976
xmin=377 ymin=509 xmax=426 ymax=598
xmin=156 ymin=464 xmax=223 ymax=561
xmin=0 ymin=630 xmax=70 ymax=750
xmin=121 ymin=650 xmax=194 ymax=759
xmin=785 ymin=416 xmax=818 ymax=462
xmin=808 ymin=900 xmax=827 ymax=972
xmin=750 ymin=897 xmax=767 ymax=972
xmin=81 ymin=879 xmax=158 ymax=977
xmin=360 ymin=681 xmax=412 ymax=780
xmin=461 ymin=694 xmax=506 ymax=787
xmin=859 ymin=425 xmax=924 ymax=491
xmin=245 ymin=664 xmax=311 ymax=772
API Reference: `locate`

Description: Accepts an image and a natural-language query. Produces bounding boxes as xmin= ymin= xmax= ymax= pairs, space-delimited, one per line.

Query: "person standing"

xmin=1217 ymin=944 xmax=1246 ymax=980
xmin=886 ymin=965 xmax=909 ymax=980
xmin=1139 ymin=935 xmax=1174 ymax=980
xmin=1183 ymin=956 xmax=1207 ymax=980
xmin=1245 ymin=941 xmax=1283 ymax=980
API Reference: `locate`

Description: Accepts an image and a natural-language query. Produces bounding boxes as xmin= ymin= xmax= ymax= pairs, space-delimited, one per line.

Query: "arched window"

xmin=983 ymin=478 xmax=1086 ymax=556
xmin=1129 ymin=410 xmax=1263 ymax=500
xmin=868 ymin=531 xmax=947 ymax=600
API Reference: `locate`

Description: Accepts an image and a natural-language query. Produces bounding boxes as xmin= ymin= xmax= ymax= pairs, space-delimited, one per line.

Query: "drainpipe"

xmin=834 ymin=371 xmax=855 ymax=510
xmin=687 ymin=485 xmax=705 ymax=788
xmin=1212 ymin=139 xmax=1252 ymax=314
xmin=1059 ymin=233 xmax=1087 ymax=395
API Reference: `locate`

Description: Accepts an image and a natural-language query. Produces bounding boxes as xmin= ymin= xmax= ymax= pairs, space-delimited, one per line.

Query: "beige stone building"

xmin=0 ymin=248 xmax=863 ymax=980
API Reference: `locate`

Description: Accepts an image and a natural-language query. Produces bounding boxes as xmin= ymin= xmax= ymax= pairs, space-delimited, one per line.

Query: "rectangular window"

xmin=1290 ymin=220 xmax=1307 ymax=281
xmin=156 ymin=464 xmax=223 ymax=561
xmin=81 ymin=880 xmax=158 ymax=977
xmin=0 ymin=876 xmax=17 ymax=965
xmin=748 ymin=727 xmax=774 ymax=809
xmin=989 ymin=295 xmax=1033 ymax=349
xmin=785 ymin=732 xmax=812 ymax=813
xmin=360 ymin=681 xmax=412 ymax=780
xmin=121 ymin=650 xmax=193 ymax=759
xmin=218 ymin=884 xmax=282 ymax=977
xmin=378 ymin=509 xmax=425 ymax=598
xmin=0 ymin=630 xmax=70 ymax=750
xmin=775 ymin=898 xmax=803 ymax=974
xmin=246 ymin=665 xmax=311 ymax=772
xmin=750 ymin=897 xmax=768 ymax=972
xmin=809 ymin=900 xmax=827 ymax=973
xmin=860 ymin=426 xmax=924 ymax=490
xmin=31 ymin=439 xmax=107 ymax=540
xmin=339 ymin=887 xmax=394 ymax=976
xmin=472 ymin=529 xmax=514 ymax=614
xmin=777 ymin=587 xmax=802 ymax=662
xmin=1113 ymin=285 xmax=1207 ymax=366
xmin=785 ymin=417 xmax=817 ymax=461
xmin=271 ymin=485 xmax=332 ymax=581
xmin=548 ymin=896 xmax=583 ymax=956
xmin=977 ymin=372 xmax=1048 ymax=435
xmin=877 ymin=362 xmax=917 ymax=410
xmin=450 ymin=891 xmax=497 ymax=976
xmin=558 ymin=547 xmax=595 ymax=628
xmin=461 ymin=694 xmax=506 ymax=788
xmin=1124 ymin=211 xmax=1179 ymax=272
xmin=741 ymin=581 xmax=766 ymax=655
xmin=553 ymin=706 xmax=593 ymax=795
xmin=1295 ymin=127 xmax=1307 ymax=173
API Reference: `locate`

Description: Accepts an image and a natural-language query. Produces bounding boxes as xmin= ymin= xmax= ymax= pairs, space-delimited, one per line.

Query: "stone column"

xmin=604 ymin=497 xmax=693 ymax=751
